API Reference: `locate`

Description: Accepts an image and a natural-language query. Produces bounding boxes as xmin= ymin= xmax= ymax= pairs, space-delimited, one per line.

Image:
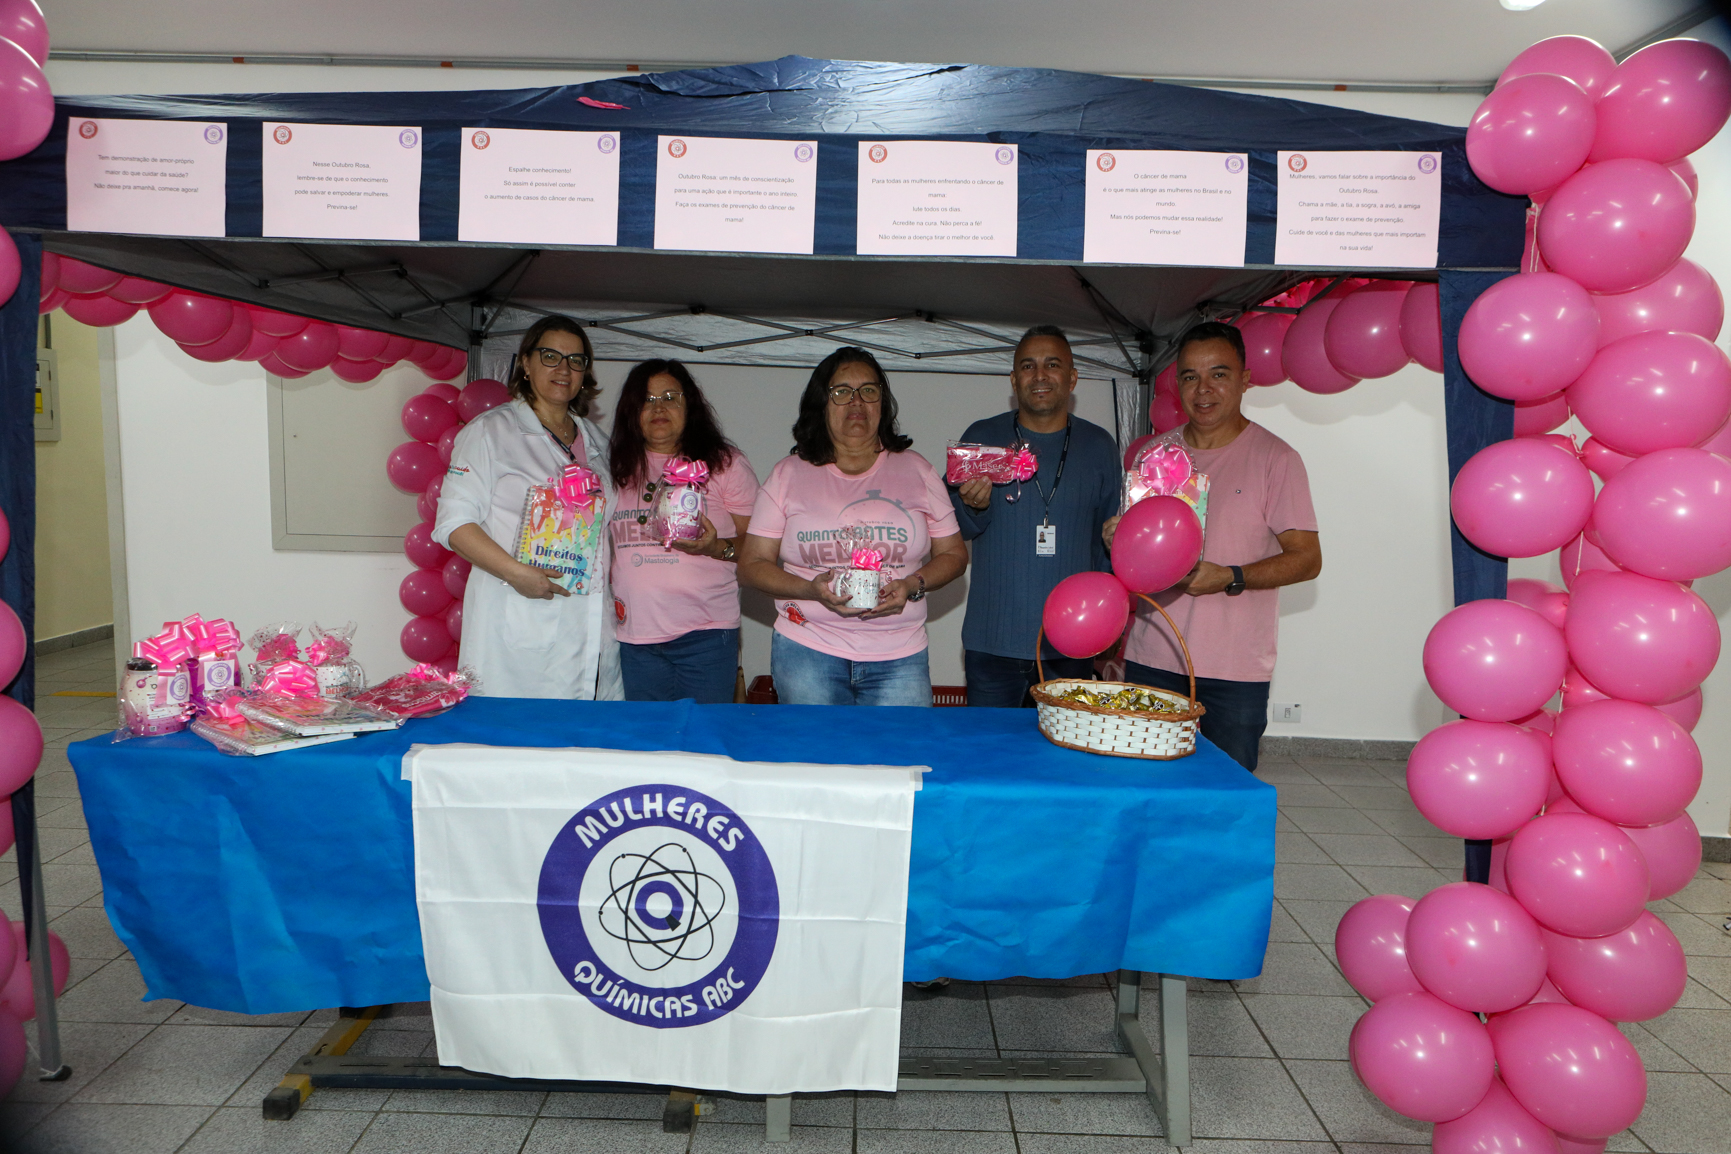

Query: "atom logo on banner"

xmin=1226 ymin=155 xmax=1245 ymax=174
xmin=668 ymin=139 xmax=687 ymax=158
xmin=794 ymin=143 xmax=814 ymax=163
xmin=1096 ymin=152 xmax=1116 ymax=172
xmin=203 ymin=126 xmax=224 ymax=145
xmin=273 ymin=125 xmax=292 ymax=145
xmin=399 ymin=129 xmax=419 ymax=149
xmin=1418 ymin=154 xmax=1438 ymax=174
xmin=598 ymin=134 xmax=617 ymax=154
xmin=538 ymin=784 xmax=779 ymax=1029
xmin=1288 ymin=153 xmax=1308 ymax=172
xmin=78 ymin=121 xmax=96 ymax=139
xmin=869 ymin=144 xmax=888 ymax=163
xmin=996 ymin=146 xmax=1015 ymax=165
xmin=471 ymin=130 xmax=490 ymax=150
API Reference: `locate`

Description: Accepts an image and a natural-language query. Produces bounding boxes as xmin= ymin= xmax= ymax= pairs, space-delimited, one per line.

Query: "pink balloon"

xmin=1552 ymin=699 xmax=1700 ymax=828
xmin=1554 ymin=1135 xmax=1607 ymax=1154
xmin=329 ymin=356 xmax=384 ymax=383
xmin=456 ymin=378 xmax=513 ymax=422
xmin=235 ymin=328 xmax=280 ymax=363
xmin=1578 ymin=437 xmax=1632 ymax=483
xmin=61 ymin=293 xmax=140 ymax=328
xmin=1457 ymin=273 xmax=1599 ymax=402
xmin=1433 ymin=1077 xmax=1560 ymax=1154
xmin=1621 ymin=809 xmax=1702 ymax=901
xmin=1595 ymin=447 xmax=1731 ymax=581
xmin=1407 ymin=721 xmax=1551 ymax=841
xmin=0 ymin=921 xmax=11 ymax=986
xmin=0 ymin=36 xmax=51 ymax=161
xmin=1516 ymin=705 xmax=1558 ymax=735
xmin=1283 ymin=298 xmax=1360 ymax=394
xmin=0 ymin=923 xmax=68 ymax=1020
xmin=376 ymin=333 xmax=414 ymax=364
xmin=1592 ymin=38 xmax=1731 ymax=164
xmin=1506 ymin=812 xmax=1650 ymax=938
xmin=1468 ymin=74 xmax=1596 ymax=196
xmin=423 ymin=381 xmax=461 ymax=404
xmin=436 ymin=424 xmax=460 ymax=466
xmin=176 ymin=312 xmax=256 ymax=363
xmin=445 ymin=599 xmax=463 ymax=642
xmin=1150 ymin=390 xmax=1185 ymax=434
xmin=37 ymin=285 xmax=68 ymax=315
xmin=0 ymin=0 xmax=47 ymax=66
xmin=0 ymin=796 xmax=12 ymax=857
xmin=442 ymin=554 xmax=472 ymax=600
xmin=108 ymin=275 xmax=173 ymax=305
xmin=402 ymin=393 xmax=460 ymax=444
xmin=1513 ymin=392 xmax=1570 ymax=438
xmin=1568 ymin=331 xmax=1731 ymax=456
xmin=404 ymin=521 xmax=453 ymax=572
xmin=1041 ymin=571 xmax=1132 ymax=660
xmin=1238 ymin=312 xmax=1293 ymax=385
xmin=277 ymin=321 xmax=341 ymax=373
xmin=1653 ymin=688 xmax=1703 ymax=732
xmin=1557 ymin=533 xmax=1621 ymax=590
xmin=399 ymin=568 xmax=453 ymax=617
xmin=1153 ymin=363 xmax=1178 ymax=396
xmin=0 ymin=231 xmax=17 ymax=305
xmin=388 ymin=441 xmax=444 ymax=496
xmin=55 ymin=258 xmax=120 ymax=297
xmin=1450 ymin=438 xmax=1595 ymax=558
xmin=0 ymin=1010 xmax=21 ymax=1101
xmin=148 ymin=292 xmax=234 ymax=347
xmin=417 ymin=474 xmax=444 ymax=523
xmin=335 ymin=325 xmax=389 ymax=362
xmin=1111 ymin=496 xmax=1203 ymax=595
xmin=1490 ymin=1002 xmax=1647 ymax=1139
xmin=1543 ymin=912 xmax=1687 ymax=1022
xmin=1406 ymin=882 xmax=1548 ymax=1014
xmin=1323 ymin=283 xmax=1411 ymax=379
xmin=0 ymin=602 xmax=17 ymax=687
xmin=0 ymin=505 xmax=9 ymax=563
xmin=1538 ymin=159 xmax=1695 ymax=294
xmin=1334 ymin=894 xmax=1423 ymax=1002
xmin=1349 ymin=991 xmax=1495 ymax=1123
xmin=248 ymin=305 xmax=309 ymax=338
xmin=1565 ymin=568 xmax=1719 ymax=705
xmin=36 ymin=250 xmax=57 ymax=295
xmin=0 ymin=696 xmax=41 ymax=796
xmin=1423 ymin=599 xmax=1567 ymax=723
xmin=1591 ymin=257 xmax=1722 ymax=347
xmin=433 ymin=655 xmax=460 ymax=676
xmin=408 ymin=340 xmax=443 ymax=366
xmin=401 ymin=615 xmax=453 ymax=663
xmin=1399 ymin=282 xmax=1444 ymax=373
xmin=421 ymin=347 xmax=467 ymax=381
xmin=1506 ymin=578 xmax=1568 ymax=630
xmin=1559 ymin=665 xmax=1610 ymax=711
xmin=1497 ymin=35 xmax=1617 ymax=98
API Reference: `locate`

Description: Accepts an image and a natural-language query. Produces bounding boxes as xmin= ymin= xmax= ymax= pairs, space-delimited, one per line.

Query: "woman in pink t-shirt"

xmin=740 ymin=348 xmax=969 ymax=706
xmin=607 ymin=360 xmax=760 ymax=703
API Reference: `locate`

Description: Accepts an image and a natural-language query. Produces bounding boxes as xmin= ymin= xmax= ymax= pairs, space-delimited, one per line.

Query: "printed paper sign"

xmin=856 ymin=141 xmax=1018 ymax=256
xmin=1083 ymin=150 xmax=1247 ymax=266
xmin=65 ymin=118 xmax=228 ymax=238
xmin=408 ymin=745 xmax=920 ymax=1094
xmin=262 ymin=122 xmax=423 ymax=242
xmin=458 ymin=127 xmax=620 ymax=246
xmin=653 ymin=136 xmax=818 ymax=255
xmin=1275 ymin=150 xmax=1442 ymax=268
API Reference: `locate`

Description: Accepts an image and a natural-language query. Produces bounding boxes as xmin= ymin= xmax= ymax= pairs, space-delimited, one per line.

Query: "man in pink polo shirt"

xmin=1108 ymin=321 xmax=1322 ymax=772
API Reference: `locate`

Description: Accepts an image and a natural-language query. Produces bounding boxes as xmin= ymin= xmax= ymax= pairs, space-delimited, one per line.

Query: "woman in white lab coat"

xmin=433 ymin=316 xmax=623 ymax=699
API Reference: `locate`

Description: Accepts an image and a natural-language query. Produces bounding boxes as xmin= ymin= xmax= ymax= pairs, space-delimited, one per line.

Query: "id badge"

xmin=1036 ymin=522 xmax=1057 ymax=556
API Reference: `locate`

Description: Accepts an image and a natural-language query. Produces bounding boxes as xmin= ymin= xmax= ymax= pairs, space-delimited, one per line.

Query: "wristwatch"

xmin=907 ymin=574 xmax=927 ymax=602
xmin=719 ymin=540 xmax=736 ymax=562
xmin=1226 ymin=565 xmax=1246 ymax=597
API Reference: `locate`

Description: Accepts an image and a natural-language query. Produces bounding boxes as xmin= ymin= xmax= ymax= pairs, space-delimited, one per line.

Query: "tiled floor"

xmin=4 ymin=639 xmax=1731 ymax=1152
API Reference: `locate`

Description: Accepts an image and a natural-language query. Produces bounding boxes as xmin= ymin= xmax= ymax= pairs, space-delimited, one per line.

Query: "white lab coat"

xmin=433 ymin=399 xmax=623 ymax=700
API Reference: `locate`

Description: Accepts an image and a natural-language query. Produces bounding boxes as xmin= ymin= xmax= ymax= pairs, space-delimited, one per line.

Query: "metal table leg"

xmin=1114 ymin=971 xmax=1190 ymax=1147
xmin=765 ymin=1094 xmax=791 ymax=1143
xmin=13 ymin=784 xmax=69 ymax=1082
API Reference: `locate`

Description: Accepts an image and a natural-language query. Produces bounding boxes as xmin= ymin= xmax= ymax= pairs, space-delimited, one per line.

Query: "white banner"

xmin=262 ymin=121 xmax=423 ymax=241
xmin=65 ymin=118 xmax=229 ymax=238
xmin=407 ymin=745 xmax=921 ymax=1094
xmin=856 ymin=140 xmax=1018 ymax=256
xmin=458 ymin=127 xmax=620 ymax=246
xmin=1274 ymin=150 xmax=1442 ymax=269
xmin=653 ymin=135 xmax=818 ymax=255
xmin=1083 ymin=149 xmax=1247 ymax=266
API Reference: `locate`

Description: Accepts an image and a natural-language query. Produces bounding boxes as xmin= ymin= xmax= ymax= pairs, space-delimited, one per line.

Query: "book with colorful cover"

xmin=191 ymin=716 xmax=357 ymax=756
xmin=236 ymin=692 xmax=402 ymax=737
xmin=513 ymin=482 xmax=604 ymax=594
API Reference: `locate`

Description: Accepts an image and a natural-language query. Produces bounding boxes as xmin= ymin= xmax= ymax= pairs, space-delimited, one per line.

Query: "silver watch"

xmin=907 ymin=574 xmax=927 ymax=602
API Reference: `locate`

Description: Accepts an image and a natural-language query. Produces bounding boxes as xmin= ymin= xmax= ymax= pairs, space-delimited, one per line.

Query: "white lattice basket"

xmin=1030 ymin=594 xmax=1205 ymax=760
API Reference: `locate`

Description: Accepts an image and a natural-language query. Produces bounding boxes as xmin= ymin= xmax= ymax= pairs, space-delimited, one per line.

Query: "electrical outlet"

xmin=1272 ymin=702 xmax=1302 ymax=724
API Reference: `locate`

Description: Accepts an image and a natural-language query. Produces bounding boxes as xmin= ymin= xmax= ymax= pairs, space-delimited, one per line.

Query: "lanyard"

xmin=545 ymin=424 xmax=577 ymax=463
xmin=1013 ymin=416 xmax=1070 ymax=524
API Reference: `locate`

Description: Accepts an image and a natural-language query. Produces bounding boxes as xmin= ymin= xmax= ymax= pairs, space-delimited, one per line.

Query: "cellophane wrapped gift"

xmin=840 ymin=545 xmax=886 ymax=610
xmin=246 ymin=622 xmax=303 ymax=686
xmin=173 ymin=614 xmax=241 ymax=707
xmin=646 ymin=457 xmax=708 ymax=546
xmin=350 ymin=663 xmax=478 ymax=720
xmin=514 ymin=463 xmax=604 ymax=594
xmin=945 ymin=442 xmax=1038 ymax=486
xmin=307 ymin=621 xmax=366 ymax=696
xmin=1123 ymin=440 xmax=1210 ymax=531
xmin=190 ymin=690 xmax=358 ymax=756
xmin=115 ymin=658 xmax=191 ymax=740
xmin=114 ymin=612 xmax=244 ymax=738
xmin=238 ymin=691 xmax=402 ymax=738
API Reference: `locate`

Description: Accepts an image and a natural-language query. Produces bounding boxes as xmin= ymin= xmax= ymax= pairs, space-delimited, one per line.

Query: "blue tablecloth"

xmin=67 ymin=700 xmax=1275 ymax=1014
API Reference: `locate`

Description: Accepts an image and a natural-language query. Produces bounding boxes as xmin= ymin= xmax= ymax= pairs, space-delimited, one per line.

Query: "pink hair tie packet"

xmin=946 ymin=442 xmax=1040 ymax=485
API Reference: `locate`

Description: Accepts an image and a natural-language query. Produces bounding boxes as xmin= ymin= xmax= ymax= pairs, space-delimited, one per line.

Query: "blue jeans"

xmin=619 ymin=628 xmax=739 ymax=704
xmin=964 ymin=650 xmax=1096 ymax=709
xmin=1127 ymin=661 xmax=1270 ymax=773
xmin=771 ymin=632 xmax=931 ymax=707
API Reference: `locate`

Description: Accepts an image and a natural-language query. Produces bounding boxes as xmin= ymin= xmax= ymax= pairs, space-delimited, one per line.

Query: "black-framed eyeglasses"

xmin=829 ymin=383 xmax=882 ymax=405
xmin=533 ymin=347 xmax=592 ymax=371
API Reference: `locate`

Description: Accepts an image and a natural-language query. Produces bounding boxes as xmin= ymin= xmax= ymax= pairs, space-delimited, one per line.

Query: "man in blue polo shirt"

xmin=950 ymin=325 xmax=1122 ymax=708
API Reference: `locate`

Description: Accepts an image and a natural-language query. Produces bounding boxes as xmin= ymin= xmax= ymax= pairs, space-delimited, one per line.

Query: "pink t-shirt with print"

xmin=1124 ymin=422 xmax=1317 ymax=683
xmin=608 ymin=450 xmax=760 ymax=645
xmin=749 ymin=450 xmax=960 ymax=662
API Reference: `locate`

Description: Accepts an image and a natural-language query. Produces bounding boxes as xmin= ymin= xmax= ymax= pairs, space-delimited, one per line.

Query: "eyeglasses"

xmin=532 ymin=347 xmax=592 ymax=371
xmin=828 ymin=383 xmax=882 ymax=405
xmin=644 ymin=390 xmax=686 ymax=407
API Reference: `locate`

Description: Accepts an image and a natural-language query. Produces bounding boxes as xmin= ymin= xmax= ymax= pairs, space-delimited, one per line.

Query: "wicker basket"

xmin=1030 ymin=594 xmax=1205 ymax=760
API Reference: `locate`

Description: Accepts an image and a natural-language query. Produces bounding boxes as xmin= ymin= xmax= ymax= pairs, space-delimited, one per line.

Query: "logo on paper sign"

xmin=1095 ymin=152 xmax=1115 ymax=172
xmin=793 ymin=143 xmax=813 ymax=163
xmin=538 ymin=784 xmax=779 ymax=1029
xmin=667 ymin=139 xmax=687 ymax=159
xmin=399 ymin=129 xmax=419 ymax=149
xmin=1287 ymin=154 xmax=1307 ymax=172
xmin=868 ymin=143 xmax=888 ymax=164
xmin=597 ymin=133 xmax=617 ymax=154
xmin=78 ymin=121 xmax=97 ymax=139
xmin=471 ymin=130 xmax=490 ymax=150
xmin=995 ymin=146 xmax=1014 ymax=165
xmin=1418 ymin=154 xmax=1438 ymax=174
xmin=273 ymin=125 xmax=293 ymax=145
xmin=204 ymin=125 xmax=224 ymax=145
xmin=1225 ymin=155 xmax=1244 ymax=174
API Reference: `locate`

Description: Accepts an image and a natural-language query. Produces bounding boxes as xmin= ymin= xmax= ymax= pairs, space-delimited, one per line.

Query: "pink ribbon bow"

xmin=256 ymin=659 xmax=320 ymax=697
xmin=255 ymin=636 xmax=300 ymax=665
xmin=134 ymin=619 xmax=196 ymax=668
xmin=553 ymin=463 xmax=603 ymax=526
xmin=662 ymin=457 xmax=711 ymax=488
xmin=183 ymin=614 xmax=241 ymax=658
xmin=408 ymin=663 xmax=443 ymax=681
xmin=200 ymin=691 xmax=248 ymax=728
xmin=1008 ymin=447 xmax=1038 ymax=483
xmin=1137 ymin=443 xmax=1195 ymax=496
xmin=850 ymin=546 xmax=885 ymax=571
xmin=305 ymin=635 xmax=351 ymax=666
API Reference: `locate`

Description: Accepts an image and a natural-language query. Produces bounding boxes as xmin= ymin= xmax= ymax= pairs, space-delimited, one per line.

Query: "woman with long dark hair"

xmin=606 ymin=359 xmax=759 ymax=703
xmin=433 ymin=315 xmax=622 ymax=699
xmin=738 ymin=347 xmax=969 ymax=706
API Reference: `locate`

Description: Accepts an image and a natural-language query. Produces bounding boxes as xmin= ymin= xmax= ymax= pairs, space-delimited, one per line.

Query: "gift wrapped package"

xmin=840 ymin=546 xmax=886 ymax=610
xmin=1124 ymin=440 xmax=1210 ymax=530
xmin=946 ymin=442 xmax=1038 ymax=486
xmin=117 ymin=658 xmax=191 ymax=738
xmin=307 ymin=621 xmax=366 ymax=696
xmin=514 ymin=463 xmax=605 ymax=594
xmin=647 ymin=457 xmax=708 ymax=546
